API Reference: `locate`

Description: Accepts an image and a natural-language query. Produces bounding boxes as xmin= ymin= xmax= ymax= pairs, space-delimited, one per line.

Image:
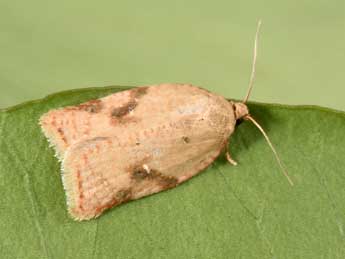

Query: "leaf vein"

xmin=3 ymin=141 xmax=51 ymax=259
xmin=215 ymin=163 xmax=275 ymax=257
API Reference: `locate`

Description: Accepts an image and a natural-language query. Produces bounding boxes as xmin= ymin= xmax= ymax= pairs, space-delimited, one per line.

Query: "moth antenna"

xmin=244 ymin=115 xmax=294 ymax=186
xmin=243 ymin=20 xmax=262 ymax=103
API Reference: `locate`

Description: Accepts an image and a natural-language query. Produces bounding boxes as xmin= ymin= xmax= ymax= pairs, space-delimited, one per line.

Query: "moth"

xmin=39 ymin=21 xmax=293 ymax=221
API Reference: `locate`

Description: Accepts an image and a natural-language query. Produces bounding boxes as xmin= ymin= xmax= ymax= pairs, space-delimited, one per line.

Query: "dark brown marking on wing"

xmin=182 ymin=136 xmax=190 ymax=143
xmin=131 ymin=166 xmax=149 ymax=180
xmin=110 ymin=87 xmax=148 ymax=124
xmin=66 ymin=99 xmax=103 ymax=113
xmin=151 ymin=169 xmax=178 ymax=189
xmin=111 ymin=100 xmax=137 ymax=118
xmin=130 ymin=165 xmax=178 ymax=189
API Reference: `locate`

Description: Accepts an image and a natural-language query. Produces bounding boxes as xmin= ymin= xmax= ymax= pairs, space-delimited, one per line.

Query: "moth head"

xmin=233 ymin=102 xmax=249 ymax=120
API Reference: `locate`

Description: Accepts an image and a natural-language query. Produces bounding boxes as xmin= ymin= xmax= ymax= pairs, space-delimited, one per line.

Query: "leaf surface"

xmin=0 ymin=86 xmax=344 ymax=259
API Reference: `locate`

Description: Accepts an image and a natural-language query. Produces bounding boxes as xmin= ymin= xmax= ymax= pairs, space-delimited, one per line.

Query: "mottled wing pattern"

xmin=40 ymin=84 xmax=235 ymax=220
xmin=39 ymin=88 xmax=146 ymax=159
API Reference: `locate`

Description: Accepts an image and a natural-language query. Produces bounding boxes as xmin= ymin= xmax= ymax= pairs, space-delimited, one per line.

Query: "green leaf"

xmin=1 ymin=86 xmax=344 ymax=259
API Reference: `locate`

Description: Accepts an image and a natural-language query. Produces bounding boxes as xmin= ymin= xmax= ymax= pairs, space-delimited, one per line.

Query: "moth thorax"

xmin=233 ymin=102 xmax=249 ymax=120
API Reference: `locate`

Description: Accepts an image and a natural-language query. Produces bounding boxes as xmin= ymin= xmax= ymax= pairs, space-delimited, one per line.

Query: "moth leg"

xmin=225 ymin=141 xmax=238 ymax=166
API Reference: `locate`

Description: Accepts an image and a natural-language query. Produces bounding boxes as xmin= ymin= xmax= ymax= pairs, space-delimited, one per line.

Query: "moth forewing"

xmin=42 ymin=84 xmax=236 ymax=220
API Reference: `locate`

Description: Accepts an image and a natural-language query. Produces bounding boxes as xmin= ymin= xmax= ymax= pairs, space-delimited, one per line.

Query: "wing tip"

xmin=62 ymin=152 xmax=104 ymax=221
xmin=38 ymin=110 xmax=68 ymax=160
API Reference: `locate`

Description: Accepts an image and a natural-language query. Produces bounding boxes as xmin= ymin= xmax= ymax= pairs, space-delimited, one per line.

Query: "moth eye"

xmin=235 ymin=119 xmax=243 ymax=127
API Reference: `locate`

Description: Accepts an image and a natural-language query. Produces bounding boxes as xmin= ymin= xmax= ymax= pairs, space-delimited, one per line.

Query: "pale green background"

xmin=0 ymin=0 xmax=344 ymax=110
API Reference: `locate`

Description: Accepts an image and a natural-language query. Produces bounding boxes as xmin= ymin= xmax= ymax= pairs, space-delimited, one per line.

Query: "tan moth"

xmin=39 ymin=21 xmax=293 ymax=221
